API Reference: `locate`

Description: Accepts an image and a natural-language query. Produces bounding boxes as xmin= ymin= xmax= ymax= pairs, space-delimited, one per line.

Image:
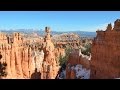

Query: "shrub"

xmin=59 ymin=46 xmax=72 ymax=66
xmin=81 ymin=44 xmax=91 ymax=56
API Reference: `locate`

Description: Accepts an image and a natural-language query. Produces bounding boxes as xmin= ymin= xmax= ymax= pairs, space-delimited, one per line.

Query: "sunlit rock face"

xmin=0 ymin=27 xmax=59 ymax=79
xmin=52 ymin=33 xmax=80 ymax=49
xmin=65 ymin=49 xmax=91 ymax=79
xmin=0 ymin=32 xmax=23 ymax=79
xmin=0 ymin=32 xmax=33 ymax=79
xmin=41 ymin=27 xmax=59 ymax=79
xmin=90 ymin=19 xmax=120 ymax=79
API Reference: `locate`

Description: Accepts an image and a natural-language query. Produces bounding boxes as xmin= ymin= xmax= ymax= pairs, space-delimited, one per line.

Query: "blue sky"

xmin=0 ymin=11 xmax=120 ymax=32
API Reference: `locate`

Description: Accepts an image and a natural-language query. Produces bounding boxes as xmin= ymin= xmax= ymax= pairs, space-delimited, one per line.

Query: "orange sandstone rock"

xmin=90 ymin=19 xmax=120 ymax=79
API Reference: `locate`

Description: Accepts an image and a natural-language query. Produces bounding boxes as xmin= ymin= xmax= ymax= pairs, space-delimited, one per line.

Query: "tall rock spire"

xmin=41 ymin=27 xmax=59 ymax=79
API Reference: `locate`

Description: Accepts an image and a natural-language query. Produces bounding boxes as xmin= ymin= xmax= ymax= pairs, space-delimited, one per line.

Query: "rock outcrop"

xmin=90 ymin=19 xmax=120 ymax=79
xmin=65 ymin=49 xmax=91 ymax=79
xmin=0 ymin=27 xmax=59 ymax=79
xmin=52 ymin=33 xmax=80 ymax=49
xmin=41 ymin=27 xmax=59 ymax=79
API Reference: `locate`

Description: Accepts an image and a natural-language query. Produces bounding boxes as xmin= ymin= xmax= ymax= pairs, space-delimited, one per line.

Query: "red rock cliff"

xmin=90 ymin=19 xmax=120 ymax=79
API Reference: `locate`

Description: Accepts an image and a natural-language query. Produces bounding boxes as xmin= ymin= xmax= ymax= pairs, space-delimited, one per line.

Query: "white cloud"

xmin=95 ymin=23 xmax=108 ymax=31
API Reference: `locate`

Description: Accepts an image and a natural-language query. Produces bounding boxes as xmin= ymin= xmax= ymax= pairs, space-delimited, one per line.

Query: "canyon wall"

xmin=90 ymin=19 xmax=120 ymax=79
xmin=0 ymin=27 xmax=59 ymax=79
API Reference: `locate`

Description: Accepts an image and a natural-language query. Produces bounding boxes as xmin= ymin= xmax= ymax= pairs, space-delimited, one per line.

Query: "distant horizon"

xmin=0 ymin=29 xmax=96 ymax=32
xmin=0 ymin=11 xmax=120 ymax=32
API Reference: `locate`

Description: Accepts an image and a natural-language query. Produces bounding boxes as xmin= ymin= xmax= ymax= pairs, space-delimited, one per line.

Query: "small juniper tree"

xmin=59 ymin=45 xmax=72 ymax=66
xmin=81 ymin=43 xmax=91 ymax=56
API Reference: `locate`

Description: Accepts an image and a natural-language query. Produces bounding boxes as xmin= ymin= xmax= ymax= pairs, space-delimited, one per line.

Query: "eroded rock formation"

xmin=41 ymin=27 xmax=59 ymax=79
xmin=0 ymin=27 xmax=59 ymax=79
xmin=90 ymin=19 xmax=120 ymax=79
xmin=65 ymin=49 xmax=91 ymax=79
xmin=52 ymin=33 xmax=80 ymax=49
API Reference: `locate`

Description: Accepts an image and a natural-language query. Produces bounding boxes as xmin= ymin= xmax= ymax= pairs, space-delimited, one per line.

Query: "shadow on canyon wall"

xmin=31 ymin=68 xmax=41 ymax=79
